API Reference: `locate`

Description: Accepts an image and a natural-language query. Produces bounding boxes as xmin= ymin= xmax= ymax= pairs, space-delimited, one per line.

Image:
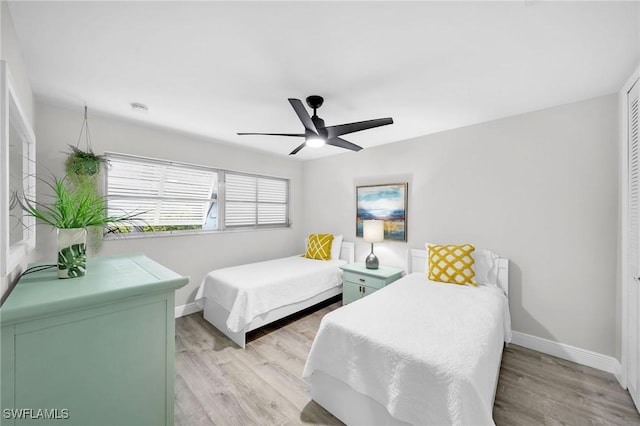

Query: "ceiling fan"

xmin=238 ymin=95 xmax=394 ymax=155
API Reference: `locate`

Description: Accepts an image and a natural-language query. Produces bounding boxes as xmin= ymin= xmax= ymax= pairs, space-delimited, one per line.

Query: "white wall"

xmin=33 ymin=102 xmax=304 ymax=307
xmin=303 ymin=95 xmax=619 ymax=357
xmin=1 ymin=2 xmax=32 ymax=125
xmin=0 ymin=0 xmax=35 ymax=301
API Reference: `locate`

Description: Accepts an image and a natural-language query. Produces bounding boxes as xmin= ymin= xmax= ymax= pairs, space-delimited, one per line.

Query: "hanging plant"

xmin=65 ymin=144 xmax=105 ymax=177
xmin=65 ymin=106 xmax=107 ymax=181
xmin=64 ymin=105 xmax=108 ymax=252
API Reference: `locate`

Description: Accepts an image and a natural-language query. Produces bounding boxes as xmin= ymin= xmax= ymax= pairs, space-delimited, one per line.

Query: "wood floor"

xmin=175 ymin=298 xmax=640 ymax=425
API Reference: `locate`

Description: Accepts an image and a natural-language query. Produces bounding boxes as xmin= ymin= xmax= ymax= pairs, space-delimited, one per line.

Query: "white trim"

xmin=1 ymin=61 xmax=36 ymax=277
xmin=615 ymin=360 xmax=624 ymax=385
xmin=511 ymin=331 xmax=621 ymax=376
xmin=175 ymin=301 xmax=202 ymax=318
xmin=619 ymin=65 xmax=640 ymax=391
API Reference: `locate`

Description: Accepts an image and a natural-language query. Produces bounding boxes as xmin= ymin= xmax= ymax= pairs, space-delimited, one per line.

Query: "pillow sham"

xmin=473 ymin=248 xmax=499 ymax=287
xmin=427 ymin=243 xmax=476 ymax=286
xmin=305 ymin=234 xmax=334 ymax=260
xmin=330 ymin=234 xmax=344 ymax=260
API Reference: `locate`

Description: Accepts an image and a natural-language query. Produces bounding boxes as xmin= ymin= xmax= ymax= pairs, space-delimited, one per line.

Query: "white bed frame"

xmin=203 ymin=242 xmax=355 ymax=348
xmin=309 ymin=247 xmax=510 ymax=426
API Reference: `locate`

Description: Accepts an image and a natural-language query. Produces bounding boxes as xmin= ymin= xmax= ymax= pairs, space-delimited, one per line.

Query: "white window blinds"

xmin=107 ymin=155 xmax=217 ymax=226
xmin=225 ymin=172 xmax=288 ymax=227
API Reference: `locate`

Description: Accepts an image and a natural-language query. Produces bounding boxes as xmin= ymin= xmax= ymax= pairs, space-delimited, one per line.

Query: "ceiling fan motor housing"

xmin=312 ymin=116 xmax=326 ymax=134
xmin=306 ymin=95 xmax=324 ymax=110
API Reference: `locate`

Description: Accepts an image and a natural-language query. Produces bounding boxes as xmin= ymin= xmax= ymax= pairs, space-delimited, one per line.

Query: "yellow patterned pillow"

xmin=305 ymin=234 xmax=334 ymax=260
xmin=428 ymin=244 xmax=476 ymax=286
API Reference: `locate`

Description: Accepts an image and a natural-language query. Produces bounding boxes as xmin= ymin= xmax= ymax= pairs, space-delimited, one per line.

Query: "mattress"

xmin=303 ymin=272 xmax=511 ymax=426
xmin=197 ymin=256 xmax=346 ymax=332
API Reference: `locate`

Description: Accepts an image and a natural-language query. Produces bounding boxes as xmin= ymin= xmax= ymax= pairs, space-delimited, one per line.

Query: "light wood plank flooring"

xmin=175 ymin=298 xmax=640 ymax=425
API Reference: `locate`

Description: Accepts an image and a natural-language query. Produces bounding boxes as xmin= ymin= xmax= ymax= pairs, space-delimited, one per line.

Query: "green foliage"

xmin=65 ymin=145 xmax=105 ymax=177
xmin=65 ymin=146 xmax=108 ymax=250
xmin=18 ymin=175 xmax=140 ymax=229
xmin=110 ymin=225 xmax=201 ymax=234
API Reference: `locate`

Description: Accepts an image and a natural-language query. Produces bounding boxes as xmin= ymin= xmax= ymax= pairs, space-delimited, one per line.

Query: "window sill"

xmin=102 ymin=225 xmax=293 ymax=241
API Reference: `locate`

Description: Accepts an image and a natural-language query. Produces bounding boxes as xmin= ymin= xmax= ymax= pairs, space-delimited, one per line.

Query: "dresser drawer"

xmin=343 ymin=271 xmax=386 ymax=289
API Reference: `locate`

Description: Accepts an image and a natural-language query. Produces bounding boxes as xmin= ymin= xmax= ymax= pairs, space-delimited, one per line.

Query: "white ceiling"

xmin=8 ymin=1 xmax=640 ymax=160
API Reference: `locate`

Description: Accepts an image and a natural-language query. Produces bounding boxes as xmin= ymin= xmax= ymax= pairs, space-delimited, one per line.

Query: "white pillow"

xmin=425 ymin=242 xmax=499 ymax=287
xmin=472 ymin=249 xmax=499 ymax=287
xmin=331 ymin=234 xmax=343 ymax=260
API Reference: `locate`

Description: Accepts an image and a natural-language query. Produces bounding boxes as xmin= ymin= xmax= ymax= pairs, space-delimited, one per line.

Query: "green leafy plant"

xmin=18 ymin=175 xmax=139 ymax=230
xmin=65 ymin=145 xmax=106 ymax=178
xmin=64 ymin=145 xmax=108 ymax=250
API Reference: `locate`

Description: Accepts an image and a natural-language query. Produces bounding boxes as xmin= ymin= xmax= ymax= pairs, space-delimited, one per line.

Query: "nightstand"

xmin=341 ymin=263 xmax=404 ymax=305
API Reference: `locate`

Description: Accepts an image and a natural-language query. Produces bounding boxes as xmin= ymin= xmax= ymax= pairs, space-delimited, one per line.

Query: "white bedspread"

xmin=303 ymin=272 xmax=511 ymax=426
xmin=197 ymin=256 xmax=346 ymax=332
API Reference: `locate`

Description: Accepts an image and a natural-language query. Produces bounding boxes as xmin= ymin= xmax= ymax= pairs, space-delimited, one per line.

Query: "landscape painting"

xmin=356 ymin=183 xmax=407 ymax=241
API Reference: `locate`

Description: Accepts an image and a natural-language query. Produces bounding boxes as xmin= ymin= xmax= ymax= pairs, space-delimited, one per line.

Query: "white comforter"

xmin=197 ymin=256 xmax=346 ymax=332
xmin=303 ymin=272 xmax=511 ymax=426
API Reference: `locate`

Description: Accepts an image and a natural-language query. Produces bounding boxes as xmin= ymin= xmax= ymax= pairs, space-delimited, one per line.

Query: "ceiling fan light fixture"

xmin=237 ymin=96 xmax=393 ymax=155
xmin=306 ymin=136 xmax=325 ymax=148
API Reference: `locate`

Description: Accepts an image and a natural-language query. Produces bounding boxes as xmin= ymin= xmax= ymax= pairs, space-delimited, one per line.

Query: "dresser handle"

xmin=359 ymin=278 xmax=365 ymax=282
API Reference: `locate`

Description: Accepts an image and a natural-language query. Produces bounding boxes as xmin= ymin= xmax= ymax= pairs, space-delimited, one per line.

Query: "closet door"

xmin=627 ymin=77 xmax=640 ymax=410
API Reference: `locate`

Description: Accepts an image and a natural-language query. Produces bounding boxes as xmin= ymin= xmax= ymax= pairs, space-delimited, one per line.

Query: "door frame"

xmin=619 ymin=65 xmax=640 ymax=391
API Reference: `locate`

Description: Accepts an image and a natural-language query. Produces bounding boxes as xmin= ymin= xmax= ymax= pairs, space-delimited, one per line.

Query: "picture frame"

xmin=356 ymin=183 xmax=407 ymax=241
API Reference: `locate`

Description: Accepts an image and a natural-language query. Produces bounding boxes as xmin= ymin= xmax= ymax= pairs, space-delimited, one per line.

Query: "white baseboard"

xmin=614 ymin=362 xmax=624 ymax=386
xmin=174 ymin=301 xmax=202 ymax=318
xmin=511 ymin=331 xmax=622 ymax=376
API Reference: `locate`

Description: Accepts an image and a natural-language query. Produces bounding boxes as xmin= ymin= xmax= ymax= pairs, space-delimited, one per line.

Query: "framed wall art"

xmin=356 ymin=183 xmax=407 ymax=241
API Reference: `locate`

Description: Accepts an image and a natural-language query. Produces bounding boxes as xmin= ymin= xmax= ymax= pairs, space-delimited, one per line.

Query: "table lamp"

xmin=363 ymin=219 xmax=384 ymax=269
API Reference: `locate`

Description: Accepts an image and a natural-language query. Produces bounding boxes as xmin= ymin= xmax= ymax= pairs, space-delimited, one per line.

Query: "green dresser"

xmin=0 ymin=253 xmax=188 ymax=426
xmin=341 ymin=263 xmax=404 ymax=305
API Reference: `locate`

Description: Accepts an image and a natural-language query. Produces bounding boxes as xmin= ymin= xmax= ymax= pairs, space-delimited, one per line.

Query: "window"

xmin=225 ymin=172 xmax=289 ymax=228
xmin=105 ymin=153 xmax=289 ymax=236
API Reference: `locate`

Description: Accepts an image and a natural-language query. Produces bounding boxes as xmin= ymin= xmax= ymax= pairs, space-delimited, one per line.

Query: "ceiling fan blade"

xmin=326 ymin=117 xmax=393 ymax=138
xmin=289 ymin=142 xmax=307 ymax=155
xmin=288 ymin=98 xmax=319 ymax=134
xmin=237 ymin=132 xmax=305 ymax=137
xmin=326 ymin=137 xmax=363 ymax=152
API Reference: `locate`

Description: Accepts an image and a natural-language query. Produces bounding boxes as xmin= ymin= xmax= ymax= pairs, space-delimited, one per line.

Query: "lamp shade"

xmin=363 ymin=220 xmax=384 ymax=243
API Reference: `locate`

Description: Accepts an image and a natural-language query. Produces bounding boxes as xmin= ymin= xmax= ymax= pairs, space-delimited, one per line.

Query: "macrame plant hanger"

xmin=66 ymin=105 xmax=103 ymax=180
xmin=75 ymin=105 xmax=93 ymax=153
xmin=66 ymin=105 xmax=105 ymax=252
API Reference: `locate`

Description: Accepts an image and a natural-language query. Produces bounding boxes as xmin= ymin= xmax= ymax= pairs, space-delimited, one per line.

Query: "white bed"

xmin=197 ymin=241 xmax=355 ymax=348
xmin=303 ymin=248 xmax=510 ymax=426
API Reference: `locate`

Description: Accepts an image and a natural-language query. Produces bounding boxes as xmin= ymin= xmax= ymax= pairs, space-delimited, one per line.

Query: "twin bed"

xmin=197 ymin=242 xmax=510 ymax=425
xmin=197 ymin=240 xmax=354 ymax=348
xmin=303 ymin=248 xmax=511 ymax=425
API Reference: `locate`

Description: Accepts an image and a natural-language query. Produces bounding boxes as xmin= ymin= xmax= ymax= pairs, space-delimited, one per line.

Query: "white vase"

xmin=57 ymin=228 xmax=87 ymax=279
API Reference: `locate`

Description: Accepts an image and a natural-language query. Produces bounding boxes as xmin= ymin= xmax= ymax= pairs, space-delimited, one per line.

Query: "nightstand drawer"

xmin=343 ymin=271 xmax=386 ymax=289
